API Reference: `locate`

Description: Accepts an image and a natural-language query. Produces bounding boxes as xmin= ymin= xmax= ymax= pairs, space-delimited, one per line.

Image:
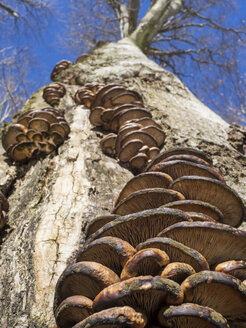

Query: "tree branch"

xmin=128 ymin=0 xmax=140 ymax=33
xmin=106 ymin=0 xmax=130 ymax=37
xmin=130 ymin=0 xmax=183 ymax=50
xmin=0 ymin=2 xmax=19 ymax=18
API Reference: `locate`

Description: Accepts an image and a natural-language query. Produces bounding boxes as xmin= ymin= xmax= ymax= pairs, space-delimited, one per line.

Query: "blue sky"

xmin=1 ymin=1 xmax=246 ymax=125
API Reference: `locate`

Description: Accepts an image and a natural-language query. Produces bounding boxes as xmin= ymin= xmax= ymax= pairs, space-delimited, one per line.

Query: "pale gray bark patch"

xmin=0 ymin=38 xmax=245 ymax=327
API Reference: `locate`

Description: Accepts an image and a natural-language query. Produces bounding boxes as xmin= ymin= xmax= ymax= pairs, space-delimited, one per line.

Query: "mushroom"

xmin=149 ymin=160 xmax=224 ymax=181
xmin=160 ymin=262 xmax=196 ymax=283
xmin=53 ymin=261 xmax=120 ymax=312
xmin=158 ymin=221 xmax=246 ymax=267
xmin=153 ymin=154 xmax=211 ymax=166
xmin=85 ymin=214 xmax=119 ymax=238
xmin=136 ymin=237 xmax=209 ymax=272
xmin=2 ymin=124 xmax=28 ymax=151
xmin=215 ymin=260 xmax=246 ymax=281
xmin=141 ymin=126 xmax=166 ymax=147
xmin=75 ymin=236 xmax=136 ymax=275
xmin=51 ymin=60 xmax=72 ymax=81
xmin=100 ymin=133 xmax=117 ymax=156
xmin=90 ymin=84 xmax=123 ymax=109
xmin=186 ymin=212 xmax=216 ymax=222
xmin=170 ymin=176 xmax=245 ymax=227
xmin=163 ymin=200 xmax=223 ymax=222
xmin=112 ymin=188 xmax=185 ymax=216
xmin=114 ymin=172 xmax=173 ymax=207
xmin=93 ymin=276 xmax=184 ymax=319
xmin=120 ymin=248 xmax=170 ymax=279
xmin=118 ymin=139 xmax=144 ymax=163
xmin=181 ymin=271 xmax=246 ymax=321
xmin=129 ymin=153 xmax=149 ymax=174
xmin=72 ymin=306 xmax=147 ymax=328
xmin=87 ymin=208 xmax=191 ymax=248
xmin=54 ymin=295 xmax=93 ymax=328
xmin=158 ymin=303 xmax=230 ymax=328
xmin=89 ymin=107 xmax=104 ymax=127
xmin=43 ymin=83 xmax=66 ymax=106
xmin=145 ymin=147 xmax=213 ymax=172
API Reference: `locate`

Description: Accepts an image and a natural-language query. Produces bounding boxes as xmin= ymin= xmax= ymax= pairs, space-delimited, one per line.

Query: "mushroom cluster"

xmin=53 ymin=146 xmax=246 ymax=327
xmin=51 ymin=60 xmax=72 ymax=81
xmin=0 ymin=191 xmax=9 ymax=230
xmin=2 ymin=108 xmax=70 ymax=162
xmin=77 ymin=83 xmax=166 ymax=173
xmin=43 ymin=83 xmax=66 ymax=106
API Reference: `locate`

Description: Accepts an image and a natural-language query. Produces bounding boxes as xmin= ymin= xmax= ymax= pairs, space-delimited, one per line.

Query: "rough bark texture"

xmin=0 ymin=38 xmax=245 ymax=328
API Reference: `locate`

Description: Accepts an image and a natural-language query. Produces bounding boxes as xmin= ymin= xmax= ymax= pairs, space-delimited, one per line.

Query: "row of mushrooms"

xmin=74 ymin=83 xmax=166 ymax=173
xmin=52 ymin=78 xmax=246 ymax=327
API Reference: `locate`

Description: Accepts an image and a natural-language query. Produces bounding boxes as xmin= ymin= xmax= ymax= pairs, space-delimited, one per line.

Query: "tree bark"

xmin=0 ymin=38 xmax=245 ymax=328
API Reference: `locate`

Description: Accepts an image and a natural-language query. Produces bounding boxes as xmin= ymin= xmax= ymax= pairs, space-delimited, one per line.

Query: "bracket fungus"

xmin=43 ymin=83 xmax=66 ymax=106
xmin=2 ymin=108 xmax=70 ymax=162
xmin=51 ymin=59 xmax=72 ymax=81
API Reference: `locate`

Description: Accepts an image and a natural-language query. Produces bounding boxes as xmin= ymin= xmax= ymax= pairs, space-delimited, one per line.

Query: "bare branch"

xmin=106 ymin=0 xmax=130 ymax=37
xmin=128 ymin=0 xmax=140 ymax=33
xmin=0 ymin=2 xmax=19 ymax=18
xmin=130 ymin=0 xmax=183 ymax=50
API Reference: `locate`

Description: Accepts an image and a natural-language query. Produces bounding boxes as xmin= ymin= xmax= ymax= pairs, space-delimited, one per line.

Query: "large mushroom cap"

xmin=76 ymin=236 xmax=136 ymax=275
xmin=181 ymin=271 xmax=246 ymax=321
xmin=55 ymin=295 xmax=93 ymax=328
xmin=90 ymin=84 xmax=123 ymax=109
xmin=119 ymin=131 xmax=158 ymax=150
xmin=158 ymin=221 xmax=246 ymax=267
xmin=163 ymin=200 xmax=223 ymax=222
xmin=170 ymin=176 xmax=245 ymax=227
xmin=114 ymin=172 xmax=173 ymax=206
xmin=149 ymin=160 xmax=223 ymax=181
xmin=72 ymin=306 xmax=147 ymax=328
xmin=120 ymin=248 xmax=170 ymax=279
xmin=53 ymin=261 xmax=120 ymax=312
xmin=158 ymin=303 xmax=230 ymax=328
xmin=136 ymin=237 xmax=209 ymax=272
xmin=146 ymin=147 xmax=213 ymax=171
xmin=2 ymin=124 xmax=27 ymax=150
xmin=160 ymin=262 xmax=196 ymax=284
xmin=93 ymin=276 xmax=184 ymax=318
xmin=87 ymin=208 xmax=191 ymax=247
xmin=112 ymin=188 xmax=185 ymax=216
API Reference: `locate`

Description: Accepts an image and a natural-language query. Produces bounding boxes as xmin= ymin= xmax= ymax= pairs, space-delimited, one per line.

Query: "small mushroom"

xmin=51 ymin=60 xmax=72 ymax=81
xmin=55 ymin=295 xmax=93 ymax=328
xmin=43 ymin=83 xmax=66 ymax=106
xmin=160 ymin=262 xmax=196 ymax=283
xmin=129 ymin=153 xmax=149 ymax=174
xmin=215 ymin=260 xmax=246 ymax=281
xmin=120 ymin=248 xmax=170 ymax=279
xmin=2 ymin=124 xmax=28 ymax=151
xmin=158 ymin=303 xmax=230 ymax=328
xmin=72 ymin=306 xmax=147 ymax=328
xmin=100 ymin=133 xmax=117 ymax=156
xmin=53 ymin=261 xmax=120 ymax=312
xmin=118 ymin=139 xmax=144 ymax=163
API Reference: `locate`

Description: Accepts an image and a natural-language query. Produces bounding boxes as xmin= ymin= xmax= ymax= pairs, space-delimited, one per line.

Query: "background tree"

xmin=67 ymin=0 xmax=246 ymax=125
xmin=0 ymin=1 xmax=245 ymax=327
xmin=0 ymin=0 xmax=52 ymax=123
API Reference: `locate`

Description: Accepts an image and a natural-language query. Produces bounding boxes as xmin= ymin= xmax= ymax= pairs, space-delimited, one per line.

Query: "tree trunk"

xmin=0 ymin=38 xmax=245 ymax=328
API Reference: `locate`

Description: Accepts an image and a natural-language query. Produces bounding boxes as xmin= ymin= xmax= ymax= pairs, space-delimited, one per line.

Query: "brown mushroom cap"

xmin=154 ymin=154 xmax=211 ymax=166
xmin=2 ymin=124 xmax=27 ymax=150
xmin=114 ymin=172 xmax=173 ymax=207
xmin=158 ymin=303 xmax=230 ymax=328
xmin=85 ymin=214 xmax=119 ymax=238
xmin=131 ymin=117 xmax=162 ymax=129
xmin=100 ymin=133 xmax=117 ymax=156
xmin=89 ymin=107 xmax=104 ymax=127
xmin=161 ymin=262 xmax=196 ymax=284
xmin=158 ymin=221 xmax=246 ymax=267
xmin=105 ymin=90 xmax=142 ymax=108
xmin=148 ymin=147 xmax=161 ymax=159
xmin=120 ymin=248 xmax=170 ymax=279
xmin=118 ymin=139 xmax=144 ymax=163
xmin=28 ymin=118 xmax=50 ymax=133
xmin=170 ymin=176 xmax=245 ymax=227
xmin=112 ymin=188 xmax=185 ymax=216
xmin=93 ymin=276 xmax=184 ymax=317
xmin=115 ymin=124 xmax=142 ymax=154
xmin=72 ymin=306 xmax=147 ymax=328
xmin=141 ymin=126 xmax=166 ymax=147
xmin=181 ymin=271 xmax=246 ymax=321
xmin=110 ymin=108 xmax=152 ymax=133
xmin=146 ymin=147 xmax=213 ymax=171
xmin=215 ymin=260 xmax=246 ymax=281
xmin=136 ymin=237 xmax=209 ymax=272
xmin=186 ymin=212 xmax=217 ymax=222
xmin=55 ymin=295 xmax=93 ymax=328
xmin=76 ymin=236 xmax=136 ymax=275
xmin=53 ymin=261 xmax=120 ymax=312
xmin=163 ymin=200 xmax=224 ymax=222
xmin=51 ymin=60 xmax=72 ymax=81
xmin=129 ymin=153 xmax=149 ymax=174
xmin=10 ymin=142 xmax=37 ymax=161
xmin=119 ymin=131 xmax=157 ymax=151
xmin=87 ymin=208 xmax=191 ymax=248
xmin=90 ymin=84 xmax=123 ymax=109
xmin=49 ymin=123 xmax=67 ymax=138
xmin=149 ymin=160 xmax=224 ymax=181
